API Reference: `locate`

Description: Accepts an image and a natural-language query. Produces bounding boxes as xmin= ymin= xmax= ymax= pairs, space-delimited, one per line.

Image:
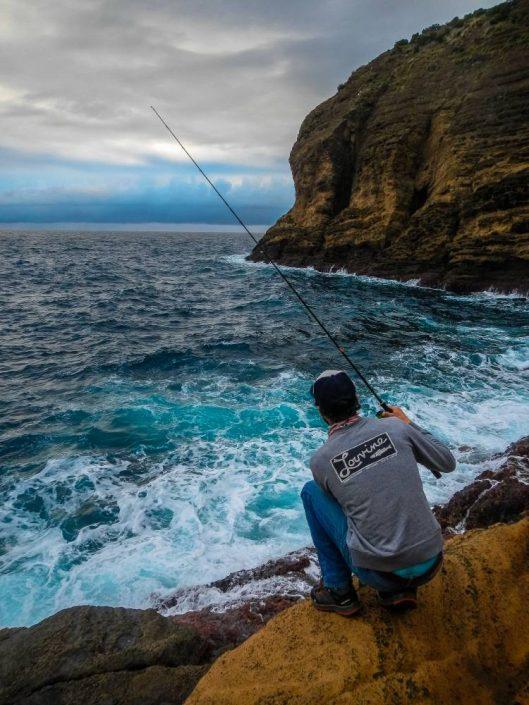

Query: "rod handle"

xmin=376 ymin=403 xmax=392 ymax=418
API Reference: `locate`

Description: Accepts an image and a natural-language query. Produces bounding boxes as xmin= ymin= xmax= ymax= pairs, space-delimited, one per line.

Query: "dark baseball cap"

xmin=311 ymin=369 xmax=359 ymax=409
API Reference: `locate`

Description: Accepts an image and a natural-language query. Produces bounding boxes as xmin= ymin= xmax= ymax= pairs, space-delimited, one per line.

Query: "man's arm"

xmin=406 ymin=422 xmax=457 ymax=475
xmin=382 ymin=406 xmax=456 ymax=475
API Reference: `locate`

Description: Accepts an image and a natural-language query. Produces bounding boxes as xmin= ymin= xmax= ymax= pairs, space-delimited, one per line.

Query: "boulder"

xmin=0 ymin=606 xmax=209 ymax=705
xmin=434 ymin=435 xmax=529 ymax=530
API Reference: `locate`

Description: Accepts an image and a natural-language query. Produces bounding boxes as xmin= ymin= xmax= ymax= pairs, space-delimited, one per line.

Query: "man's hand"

xmin=381 ymin=406 xmax=411 ymax=424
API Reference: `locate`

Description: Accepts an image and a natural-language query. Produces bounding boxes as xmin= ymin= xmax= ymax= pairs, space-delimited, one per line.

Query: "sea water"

xmin=1 ymin=229 xmax=528 ymax=627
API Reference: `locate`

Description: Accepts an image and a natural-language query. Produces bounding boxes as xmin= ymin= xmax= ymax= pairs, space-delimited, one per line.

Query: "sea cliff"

xmin=250 ymin=0 xmax=529 ymax=293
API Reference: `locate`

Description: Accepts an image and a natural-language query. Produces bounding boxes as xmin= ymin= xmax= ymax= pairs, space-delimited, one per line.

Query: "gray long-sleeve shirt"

xmin=310 ymin=416 xmax=456 ymax=572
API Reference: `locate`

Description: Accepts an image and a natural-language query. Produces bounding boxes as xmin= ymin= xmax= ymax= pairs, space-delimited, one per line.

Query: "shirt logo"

xmin=330 ymin=432 xmax=397 ymax=482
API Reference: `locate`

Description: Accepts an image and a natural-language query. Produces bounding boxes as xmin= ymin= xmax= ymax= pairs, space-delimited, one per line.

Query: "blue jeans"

xmin=301 ymin=480 xmax=440 ymax=593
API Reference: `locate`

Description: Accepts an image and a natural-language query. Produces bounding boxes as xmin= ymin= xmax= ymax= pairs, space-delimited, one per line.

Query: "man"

xmin=302 ymin=369 xmax=456 ymax=615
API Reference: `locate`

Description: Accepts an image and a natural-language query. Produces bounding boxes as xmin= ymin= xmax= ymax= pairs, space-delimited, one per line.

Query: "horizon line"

xmin=0 ymin=222 xmax=271 ymax=233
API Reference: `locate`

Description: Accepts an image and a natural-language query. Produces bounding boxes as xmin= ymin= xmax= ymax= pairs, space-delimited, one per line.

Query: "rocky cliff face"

xmin=251 ymin=0 xmax=529 ymax=293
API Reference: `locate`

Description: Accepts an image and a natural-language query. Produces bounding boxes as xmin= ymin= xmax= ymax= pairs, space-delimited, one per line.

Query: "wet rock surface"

xmin=173 ymin=597 xmax=300 ymax=659
xmin=434 ymin=435 xmax=529 ymax=530
xmin=158 ymin=547 xmax=317 ymax=613
xmin=0 ymin=606 xmax=209 ymax=705
xmin=163 ymin=547 xmax=318 ymax=657
xmin=251 ymin=0 xmax=529 ymax=294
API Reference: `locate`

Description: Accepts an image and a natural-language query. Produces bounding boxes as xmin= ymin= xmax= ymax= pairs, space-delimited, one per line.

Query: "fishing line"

xmin=151 ymin=106 xmax=390 ymax=412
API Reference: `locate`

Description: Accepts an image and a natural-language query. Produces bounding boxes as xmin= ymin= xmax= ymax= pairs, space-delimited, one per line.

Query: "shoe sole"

xmin=311 ymin=600 xmax=362 ymax=617
xmin=379 ymin=597 xmax=418 ymax=611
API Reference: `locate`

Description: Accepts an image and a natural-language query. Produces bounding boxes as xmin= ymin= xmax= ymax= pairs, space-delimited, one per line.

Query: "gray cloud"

xmin=0 ymin=0 xmax=499 ymax=171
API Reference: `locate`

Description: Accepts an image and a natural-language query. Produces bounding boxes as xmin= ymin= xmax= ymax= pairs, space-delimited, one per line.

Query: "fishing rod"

xmin=150 ymin=106 xmax=391 ymax=413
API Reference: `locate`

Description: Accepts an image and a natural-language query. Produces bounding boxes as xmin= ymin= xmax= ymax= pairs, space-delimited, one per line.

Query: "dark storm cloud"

xmin=0 ymin=0 xmax=498 ymax=223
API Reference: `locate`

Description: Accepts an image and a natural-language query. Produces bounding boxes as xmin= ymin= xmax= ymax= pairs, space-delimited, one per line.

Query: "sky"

xmin=0 ymin=0 xmax=499 ymax=228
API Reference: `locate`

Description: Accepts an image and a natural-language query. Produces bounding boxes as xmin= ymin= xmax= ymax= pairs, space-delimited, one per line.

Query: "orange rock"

xmin=186 ymin=519 xmax=529 ymax=705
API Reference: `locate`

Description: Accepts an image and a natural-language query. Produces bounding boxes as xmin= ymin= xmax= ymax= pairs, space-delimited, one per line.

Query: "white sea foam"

xmin=223 ymin=254 xmax=441 ymax=290
xmin=222 ymin=253 xmax=355 ymax=278
xmin=0 ymin=370 xmax=326 ymax=626
xmin=474 ymin=288 xmax=528 ymax=300
xmin=224 ymin=254 xmax=529 ymax=303
xmin=161 ymin=570 xmax=319 ymax=617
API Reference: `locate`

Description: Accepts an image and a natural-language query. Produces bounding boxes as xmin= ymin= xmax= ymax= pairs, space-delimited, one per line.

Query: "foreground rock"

xmin=0 ymin=550 xmax=319 ymax=705
xmin=185 ymin=518 xmax=529 ymax=705
xmin=434 ymin=435 xmax=529 ymax=530
xmin=0 ymin=606 xmax=209 ymax=705
xmin=251 ymin=0 xmax=529 ymax=293
xmin=161 ymin=547 xmax=318 ymax=657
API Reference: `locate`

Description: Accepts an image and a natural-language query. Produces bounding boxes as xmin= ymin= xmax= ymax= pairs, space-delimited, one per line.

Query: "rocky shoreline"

xmin=2 ymin=434 xmax=528 ymax=705
xmin=434 ymin=435 xmax=529 ymax=531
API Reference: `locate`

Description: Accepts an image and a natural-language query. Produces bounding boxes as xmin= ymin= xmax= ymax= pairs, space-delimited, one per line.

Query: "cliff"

xmin=250 ymin=0 xmax=529 ymax=293
xmin=186 ymin=518 xmax=529 ymax=705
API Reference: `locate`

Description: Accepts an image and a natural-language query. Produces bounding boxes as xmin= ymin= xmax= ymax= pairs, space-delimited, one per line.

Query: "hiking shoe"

xmin=310 ymin=583 xmax=361 ymax=616
xmin=377 ymin=587 xmax=418 ymax=611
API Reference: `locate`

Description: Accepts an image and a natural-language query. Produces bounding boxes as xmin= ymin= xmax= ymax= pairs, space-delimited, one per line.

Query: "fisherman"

xmin=154 ymin=113 xmax=456 ymax=612
xmin=303 ymin=370 xmax=456 ymax=615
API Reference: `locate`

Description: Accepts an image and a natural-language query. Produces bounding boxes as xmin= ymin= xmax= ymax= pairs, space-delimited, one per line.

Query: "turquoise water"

xmin=1 ymin=230 xmax=528 ymax=627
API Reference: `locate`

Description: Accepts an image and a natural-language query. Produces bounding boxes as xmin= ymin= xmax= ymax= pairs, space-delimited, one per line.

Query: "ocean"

xmin=1 ymin=229 xmax=528 ymax=628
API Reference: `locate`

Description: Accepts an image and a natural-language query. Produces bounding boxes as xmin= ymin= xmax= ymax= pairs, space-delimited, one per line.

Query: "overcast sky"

xmin=0 ymin=0 xmax=498 ymax=226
